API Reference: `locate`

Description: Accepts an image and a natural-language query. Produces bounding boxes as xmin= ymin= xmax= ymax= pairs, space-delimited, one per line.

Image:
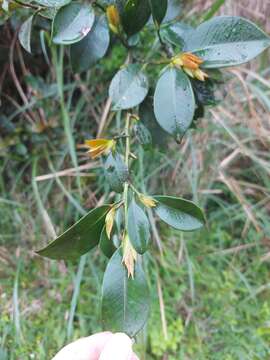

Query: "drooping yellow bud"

xmin=171 ymin=52 xmax=208 ymax=81
xmin=105 ymin=206 xmax=116 ymax=239
xmin=122 ymin=234 xmax=137 ymax=279
xmin=106 ymin=5 xmax=121 ymax=34
xmin=138 ymin=194 xmax=157 ymax=208
xmin=84 ymin=138 xmax=115 ymax=159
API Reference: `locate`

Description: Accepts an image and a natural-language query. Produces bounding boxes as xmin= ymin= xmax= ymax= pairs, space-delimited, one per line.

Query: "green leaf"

xmin=18 ymin=15 xmax=33 ymax=53
xmin=37 ymin=205 xmax=110 ymax=260
xmin=105 ymin=152 xmax=129 ymax=193
xmin=153 ymin=196 xmax=205 ymax=231
xmin=128 ymin=199 xmax=150 ymax=254
xmin=52 ymin=3 xmax=95 ymax=45
xmin=185 ymin=16 xmax=270 ymax=68
xmin=149 ymin=0 xmax=167 ymax=26
xmin=99 ymin=226 xmax=116 ymax=258
xmin=121 ymin=0 xmax=151 ymax=36
xmin=34 ymin=0 xmax=71 ymax=7
xmin=154 ymin=67 xmax=195 ymax=139
xmin=70 ymin=16 xmax=110 ymax=73
xmin=109 ymin=64 xmax=149 ymax=111
xmin=101 ymin=249 xmax=150 ymax=337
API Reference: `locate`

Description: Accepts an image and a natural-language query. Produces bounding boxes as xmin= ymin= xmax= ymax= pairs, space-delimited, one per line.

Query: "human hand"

xmin=52 ymin=332 xmax=139 ymax=360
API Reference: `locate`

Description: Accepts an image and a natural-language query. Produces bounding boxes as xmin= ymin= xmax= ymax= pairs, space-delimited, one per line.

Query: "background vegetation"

xmin=1 ymin=0 xmax=270 ymax=359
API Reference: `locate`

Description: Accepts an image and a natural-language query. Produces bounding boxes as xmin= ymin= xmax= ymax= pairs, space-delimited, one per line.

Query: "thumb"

xmin=99 ymin=333 xmax=137 ymax=360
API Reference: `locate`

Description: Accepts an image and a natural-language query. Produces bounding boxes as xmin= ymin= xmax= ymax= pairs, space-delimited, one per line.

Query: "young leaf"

xmin=154 ymin=67 xmax=195 ymax=139
xmin=109 ymin=64 xmax=149 ymax=111
xmin=153 ymin=195 xmax=205 ymax=231
xmin=19 ymin=15 xmax=33 ymax=53
xmin=105 ymin=152 xmax=129 ymax=193
xmin=70 ymin=16 xmax=110 ymax=73
xmin=149 ymin=0 xmax=167 ymax=26
xmin=121 ymin=0 xmax=151 ymax=36
xmin=127 ymin=199 xmax=150 ymax=254
xmin=101 ymin=249 xmax=150 ymax=337
xmin=36 ymin=205 xmax=110 ymax=260
xmin=52 ymin=3 xmax=95 ymax=45
xmin=99 ymin=226 xmax=116 ymax=258
xmin=185 ymin=16 xmax=270 ymax=68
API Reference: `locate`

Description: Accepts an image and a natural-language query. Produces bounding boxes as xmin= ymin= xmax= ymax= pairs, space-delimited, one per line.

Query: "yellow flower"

xmin=106 ymin=5 xmax=121 ymax=34
xmin=105 ymin=206 xmax=116 ymax=239
xmin=172 ymin=52 xmax=208 ymax=81
xmin=122 ymin=235 xmax=137 ymax=279
xmin=138 ymin=194 xmax=157 ymax=208
xmin=85 ymin=139 xmax=115 ymax=159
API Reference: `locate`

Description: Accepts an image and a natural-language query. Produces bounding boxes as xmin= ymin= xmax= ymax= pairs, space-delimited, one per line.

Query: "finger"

xmin=130 ymin=352 xmax=140 ymax=360
xmin=99 ymin=333 xmax=133 ymax=360
xmin=52 ymin=332 xmax=113 ymax=360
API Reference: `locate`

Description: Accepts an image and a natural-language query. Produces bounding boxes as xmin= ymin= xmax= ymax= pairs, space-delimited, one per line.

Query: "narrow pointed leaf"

xmin=185 ymin=16 xmax=270 ymax=68
xmin=105 ymin=152 xmax=129 ymax=193
xmin=19 ymin=15 xmax=33 ymax=53
xmin=99 ymin=226 xmax=116 ymax=258
xmin=149 ymin=0 xmax=167 ymax=26
xmin=37 ymin=205 xmax=110 ymax=260
xmin=109 ymin=64 xmax=149 ymax=111
xmin=71 ymin=16 xmax=110 ymax=73
xmin=153 ymin=195 xmax=205 ymax=231
xmin=154 ymin=67 xmax=195 ymax=138
xmin=101 ymin=249 xmax=150 ymax=337
xmin=128 ymin=199 xmax=150 ymax=254
xmin=52 ymin=3 xmax=95 ymax=44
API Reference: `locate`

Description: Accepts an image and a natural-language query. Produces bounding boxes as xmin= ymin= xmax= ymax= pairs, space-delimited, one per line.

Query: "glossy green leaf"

xmin=71 ymin=16 xmax=110 ymax=73
xmin=121 ymin=0 xmax=151 ymax=36
xmin=128 ymin=199 xmax=150 ymax=254
xmin=154 ymin=67 xmax=195 ymax=139
xmin=52 ymin=3 xmax=95 ymax=45
xmin=37 ymin=205 xmax=110 ymax=260
xmin=153 ymin=196 xmax=205 ymax=231
xmin=149 ymin=0 xmax=167 ymax=26
xmin=105 ymin=152 xmax=129 ymax=193
xmin=34 ymin=0 xmax=70 ymax=7
xmin=185 ymin=16 xmax=270 ymax=68
xmin=99 ymin=226 xmax=116 ymax=258
xmin=101 ymin=249 xmax=150 ymax=337
xmin=19 ymin=15 xmax=33 ymax=53
xmin=109 ymin=64 xmax=149 ymax=111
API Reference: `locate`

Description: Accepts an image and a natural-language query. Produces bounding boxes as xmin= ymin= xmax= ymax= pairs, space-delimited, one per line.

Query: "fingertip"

xmin=99 ymin=332 xmax=133 ymax=360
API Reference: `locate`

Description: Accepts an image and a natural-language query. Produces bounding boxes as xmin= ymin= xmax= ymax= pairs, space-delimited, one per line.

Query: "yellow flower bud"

xmin=106 ymin=5 xmax=121 ymax=34
xmin=171 ymin=52 xmax=208 ymax=81
xmin=105 ymin=207 xmax=116 ymax=239
xmin=122 ymin=234 xmax=137 ymax=279
xmin=139 ymin=194 xmax=157 ymax=208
